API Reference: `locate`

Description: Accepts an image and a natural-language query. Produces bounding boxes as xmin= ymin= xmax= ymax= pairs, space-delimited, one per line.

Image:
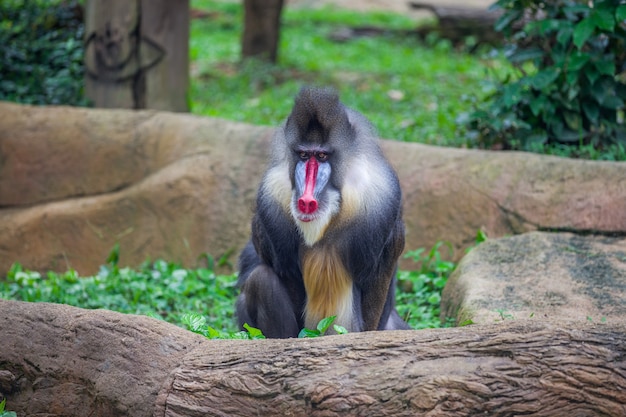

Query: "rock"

xmin=442 ymin=232 xmax=626 ymax=325
xmin=1 ymin=101 xmax=625 ymax=274
xmin=0 ymin=103 xmax=271 ymax=274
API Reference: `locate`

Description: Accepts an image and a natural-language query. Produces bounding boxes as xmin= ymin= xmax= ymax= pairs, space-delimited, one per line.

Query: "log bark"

xmin=241 ymin=0 xmax=284 ymax=62
xmin=409 ymin=2 xmax=504 ymax=45
xmin=1 ymin=300 xmax=625 ymax=416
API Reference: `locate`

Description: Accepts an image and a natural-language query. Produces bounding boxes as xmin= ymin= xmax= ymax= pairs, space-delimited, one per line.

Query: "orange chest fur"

xmin=301 ymin=247 xmax=355 ymax=329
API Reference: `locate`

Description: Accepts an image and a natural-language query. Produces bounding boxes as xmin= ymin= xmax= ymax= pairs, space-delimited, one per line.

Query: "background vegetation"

xmin=0 ymin=0 xmax=87 ymax=106
xmin=2 ymin=0 xmax=623 ymax=156
xmin=464 ymin=0 xmax=626 ymax=160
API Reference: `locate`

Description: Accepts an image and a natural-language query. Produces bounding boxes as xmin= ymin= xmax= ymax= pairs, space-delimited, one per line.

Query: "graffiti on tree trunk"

xmin=84 ymin=0 xmax=165 ymax=108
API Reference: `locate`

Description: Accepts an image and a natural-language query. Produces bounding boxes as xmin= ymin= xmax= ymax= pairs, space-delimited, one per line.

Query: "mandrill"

xmin=236 ymin=87 xmax=409 ymax=338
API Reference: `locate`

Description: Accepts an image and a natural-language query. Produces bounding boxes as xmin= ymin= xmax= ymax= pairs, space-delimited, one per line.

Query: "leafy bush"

xmin=1 ymin=255 xmax=239 ymax=332
xmin=0 ymin=0 xmax=88 ymax=105
xmin=463 ymin=0 xmax=626 ymax=159
xmin=1 ymin=242 xmax=457 ymax=334
xmin=397 ymin=241 xmax=457 ymax=329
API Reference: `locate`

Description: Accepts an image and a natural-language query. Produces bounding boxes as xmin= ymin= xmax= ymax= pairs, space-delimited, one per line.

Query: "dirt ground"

xmin=287 ymin=0 xmax=493 ymax=20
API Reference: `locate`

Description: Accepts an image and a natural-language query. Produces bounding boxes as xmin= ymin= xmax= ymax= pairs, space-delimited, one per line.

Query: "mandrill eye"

xmin=298 ymin=151 xmax=309 ymax=160
xmin=317 ymin=152 xmax=328 ymax=162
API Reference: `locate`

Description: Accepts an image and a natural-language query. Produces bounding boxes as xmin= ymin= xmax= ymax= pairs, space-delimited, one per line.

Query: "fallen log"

xmin=409 ymin=2 xmax=504 ymax=45
xmin=1 ymin=299 xmax=625 ymax=416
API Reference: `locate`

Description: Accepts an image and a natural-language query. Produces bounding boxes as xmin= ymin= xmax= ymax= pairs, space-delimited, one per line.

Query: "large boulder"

xmin=442 ymin=232 xmax=626 ymax=325
xmin=1 ymin=101 xmax=625 ymax=274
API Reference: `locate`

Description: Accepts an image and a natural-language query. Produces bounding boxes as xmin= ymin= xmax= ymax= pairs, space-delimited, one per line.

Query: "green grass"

xmin=189 ymin=0 xmax=495 ymax=147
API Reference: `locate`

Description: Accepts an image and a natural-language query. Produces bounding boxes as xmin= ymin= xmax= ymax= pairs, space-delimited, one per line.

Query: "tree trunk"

xmin=241 ymin=0 xmax=284 ymax=63
xmin=1 ymin=299 xmax=625 ymax=416
xmin=84 ymin=0 xmax=189 ymax=111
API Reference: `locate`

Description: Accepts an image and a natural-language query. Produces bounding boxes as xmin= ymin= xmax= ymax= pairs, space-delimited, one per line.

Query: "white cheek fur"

xmin=263 ymin=163 xmax=292 ymax=213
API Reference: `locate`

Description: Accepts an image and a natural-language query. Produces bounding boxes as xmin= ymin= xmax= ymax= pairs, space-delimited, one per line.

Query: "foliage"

xmin=0 ymin=399 xmax=17 ymax=417
xmin=0 ymin=0 xmax=88 ymax=106
xmin=298 ymin=316 xmax=348 ymax=338
xmin=462 ymin=0 xmax=626 ymax=159
xmin=397 ymin=241 xmax=457 ymax=329
xmin=1 ymin=240 xmax=458 ymax=335
xmin=181 ymin=313 xmax=265 ymax=339
xmin=3 ymin=0 xmax=623 ymax=159
xmin=0 ymin=251 xmax=239 ymax=332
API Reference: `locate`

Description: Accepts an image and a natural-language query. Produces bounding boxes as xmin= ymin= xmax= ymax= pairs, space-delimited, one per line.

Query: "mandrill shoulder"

xmin=338 ymin=150 xmax=401 ymax=223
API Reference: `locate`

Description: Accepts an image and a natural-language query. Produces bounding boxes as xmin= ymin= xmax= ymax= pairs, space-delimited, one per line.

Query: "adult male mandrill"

xmin=236 ymin=87 xmax=409 ymax=338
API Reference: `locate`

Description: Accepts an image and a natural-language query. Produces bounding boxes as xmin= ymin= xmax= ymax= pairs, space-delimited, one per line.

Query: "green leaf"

xmin=594 ymin=59 xmax=615 ymax=76
xmin=535 ymin=19 xmax=561 ymax=35
xmin=181 ymin=313 xmax=207 ymax=334
xmin=617 ymin=5 xmax=626 ymax=21
xmin=567 ymin=52 xmax=590 ymax=72
xmin=529 ymin=95 xmax=546 ymax=116
xmin=502 ymin=83 xmax=523 ymax=107
xmin=507 ymin=47 xmax=544 ymax=63
xmin=590 ymin=9 xmax=614 ymax=32
xmin=107 ymin=243 xmax=120 ymax=266
xmin=458 ymin=319 xmax=475 ymax=326
xmin=475 ymin=229 xmax=488 ymax=244
xmin=207 ymin=326 xmax=223 ymax=339
xmin=0 ymin=399 xmax=16 ymax=417
xmin=556 ymin=26 xmax=573 ymax=46
xmin=494 ymin=9 xmax=522 ymax=32
xmin=530 ymin=68 xmax=560 ymax=90
xmin=565 ymin=85 xmax=580 ymax=102
xmin=316 ymin=315 xmax=337 ymax=333
xmin=591 ymin=78 xmax=625 ymax=108
xmin=427 ymin=293 xmax=441 ymax=305
xmin=243 ymin=323 xmax=266 ymax=339
xmin=590 ymin=78 xmax=609 ymax=103
xmin=298 ymin=328 xmax=320 ymax=338
xmin=582 ymin=100 xmax=600 ymax=123
xmin=333 ymin=324 xmax=348 ymax=335
xmin=601 ymin=95 xmax=625 ymax=110
xmin=573 ymin=18 xmax=595 ymax=48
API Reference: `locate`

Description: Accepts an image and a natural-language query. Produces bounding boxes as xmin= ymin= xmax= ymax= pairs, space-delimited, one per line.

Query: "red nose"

xmin=298 ymin=157 xmax=319 ymax=215
xmin=298 ymin=196 xmax=318 ymax=214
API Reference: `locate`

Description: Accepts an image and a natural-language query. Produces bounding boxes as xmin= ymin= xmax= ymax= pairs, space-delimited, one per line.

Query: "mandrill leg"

xmin=236 ymin=264 xmax=300 ymax=338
